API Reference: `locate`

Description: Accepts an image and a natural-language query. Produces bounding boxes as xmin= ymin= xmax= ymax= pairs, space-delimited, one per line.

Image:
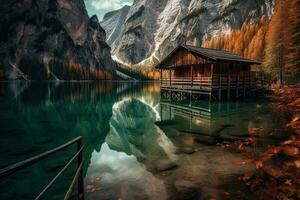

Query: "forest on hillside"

xmin=202 ymin=0 xmax=300 ymax=84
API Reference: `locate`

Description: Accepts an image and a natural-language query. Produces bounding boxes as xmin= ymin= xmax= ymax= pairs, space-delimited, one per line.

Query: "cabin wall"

xmin=163 ymin=47 xmax=206 ymax=68
xmin=161 ymin=47 xmax=252 ymax=78
xmin=213 ymin=62 xmax=251 ymax=75
xmin=194 ymin=64 xmax=211 ymax=77
xmin=174 ymin=67 xmax=191 ymax=77
xmin=172 ymin=64 xmax=212 ymax=78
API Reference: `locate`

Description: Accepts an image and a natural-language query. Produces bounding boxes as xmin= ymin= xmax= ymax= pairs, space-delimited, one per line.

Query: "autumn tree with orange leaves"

xmin=202 ymin=16 xmax=269 ymax=61
xmin=202 ymin=0 xmax=300 ymax=84
xmin=286 ymin=0 xmax=300 ymax=83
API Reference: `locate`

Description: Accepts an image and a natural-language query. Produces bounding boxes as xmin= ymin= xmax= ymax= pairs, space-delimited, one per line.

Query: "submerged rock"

xmin=155 ymin=159 xmax=177 ymax=171
xmin=178 ymin=147 xmax=196 ymax=155
xmin=174 ymin=180 xmax=200 ymax=200
xmin=194 ymin=136 xmax=217 ymax=145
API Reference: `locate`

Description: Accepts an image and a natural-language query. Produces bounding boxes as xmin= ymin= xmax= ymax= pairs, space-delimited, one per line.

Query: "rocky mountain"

xmin=0 ymin=0 xmax=115 ymax=80
xmin=101 ymin=0 xmax=275 ymax=66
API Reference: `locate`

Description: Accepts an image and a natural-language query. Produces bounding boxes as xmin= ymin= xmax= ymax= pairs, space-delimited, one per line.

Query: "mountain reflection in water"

xmin=0 ymin=81 xmax=287 ymax=200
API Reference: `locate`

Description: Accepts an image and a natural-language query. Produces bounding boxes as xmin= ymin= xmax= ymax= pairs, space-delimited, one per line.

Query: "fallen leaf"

xmin=234 ymin=159 xmax=254 ymax=165
xmin=243 ymin=171 xmax=255 ymax=182
xmin=263 ymin=166 xmax=282 ymax=178
xmin=224 ymin=192 xmax=230 ymax=196
xmin=284 ymin=179 xmax=292 ymax=186
xmin=295 ymin=160 xmax=300 ymax=168
xmin=292 ymin=116 xmax=300 ymax=122
xmin=256 ymin=161 xmax=263 ymax=169
xmin=237 ymin=143 xmax=244 ymax=150
xmin=282 ymin=146 xmax=299 ymax=157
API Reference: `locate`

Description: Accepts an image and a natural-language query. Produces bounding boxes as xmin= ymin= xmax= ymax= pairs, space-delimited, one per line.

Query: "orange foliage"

xmin=64 ymin=60 xmax=113 ymax=80
xmin=264 ymin=0 xmax=300 ymax=83
xmin=203 ymin=0 xmax=300 ymax=84
xmin=202 ymin=16 xmax=269 ymax=61
xmin=285 ymin=0 xmax=300 ymax=81
xmin=230 ymin=85 xmax=300 ymax=199
xmin=141 ymin=70 xmax=161 ymax=80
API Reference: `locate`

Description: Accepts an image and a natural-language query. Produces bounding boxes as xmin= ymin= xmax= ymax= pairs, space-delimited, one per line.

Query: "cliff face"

xmin=0 ymin=0 xmax=115 ymax=80
xmin=101 ymin=0 xmax=275 ymax=65
xmin=101 ymin=5 xmax=131 ymax=48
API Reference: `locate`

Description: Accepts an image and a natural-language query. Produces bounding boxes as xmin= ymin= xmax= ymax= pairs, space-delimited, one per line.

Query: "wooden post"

xmin=191 ymin=65 xmax=194 ymax=87
xmin=236 ymin=75 xmax=239 ymax=98
xmin=211 ymin=63 xmax=214 ymax=100
xmin=169 ymin=104 xmax=171 ymax=120
xmin=243 ymin=75 xmax=246 ymax=98
xmin=227 ymin=75 xmax=231 ymax=100
xmin=169 ymin=67 xmax=171 ymax=86
xmin=160 ymin=69 xmax=162 ymax=85
xmin=210 ymin=63 xmax=214 ymax=77
xmin=250 ymin=73 xmax=252 ymax=88
xmin=218 ymin=74 xmax=221 ymax=101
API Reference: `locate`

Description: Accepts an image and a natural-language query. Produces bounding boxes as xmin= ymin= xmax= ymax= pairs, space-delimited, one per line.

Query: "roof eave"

xmin=216 ymin=58 xmax=262 ymax=65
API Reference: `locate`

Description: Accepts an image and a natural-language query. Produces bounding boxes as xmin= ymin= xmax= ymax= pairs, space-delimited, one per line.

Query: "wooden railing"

xmin=0 ymin=136 xmax=85 ymax=200
xmin=161 ymin=74 xmax=256 ymax=89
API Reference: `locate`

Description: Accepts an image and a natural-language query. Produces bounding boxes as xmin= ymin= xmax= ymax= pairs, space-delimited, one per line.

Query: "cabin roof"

xmin=155 ymin=45 xmax=261 ymax=69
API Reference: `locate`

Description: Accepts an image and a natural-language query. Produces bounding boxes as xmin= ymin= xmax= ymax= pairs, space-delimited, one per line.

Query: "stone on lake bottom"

xmin=174 ymin=180 xmax=200 ymax=200
xmin=155 ymin=160 xmax=177 ymax=171
xmin=179 ymin=147 xmax=196 ymax=154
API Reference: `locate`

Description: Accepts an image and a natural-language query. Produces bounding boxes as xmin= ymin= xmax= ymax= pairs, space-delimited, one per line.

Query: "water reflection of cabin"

xmin=159 ymin=100 xmax=253 ymax=136
xmin=155 ymin=45 xmax=261 ymax=100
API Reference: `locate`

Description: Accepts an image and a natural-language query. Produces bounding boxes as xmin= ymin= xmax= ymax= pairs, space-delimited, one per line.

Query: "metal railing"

xmin=0 ymin=136 xmax=85 ymax=200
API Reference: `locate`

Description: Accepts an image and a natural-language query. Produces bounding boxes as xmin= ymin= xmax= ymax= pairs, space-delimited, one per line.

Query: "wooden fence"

xmin=161 ymin=74 xmax=256 ymax=89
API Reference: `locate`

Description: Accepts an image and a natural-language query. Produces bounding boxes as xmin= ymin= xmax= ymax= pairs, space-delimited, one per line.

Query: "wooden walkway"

xmin=160 ymin=74 xmax=257 ymax=100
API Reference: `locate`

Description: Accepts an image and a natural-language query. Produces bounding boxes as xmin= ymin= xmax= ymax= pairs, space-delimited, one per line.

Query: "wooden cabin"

xmin=155 ymin=45 xmax=261 ymax=100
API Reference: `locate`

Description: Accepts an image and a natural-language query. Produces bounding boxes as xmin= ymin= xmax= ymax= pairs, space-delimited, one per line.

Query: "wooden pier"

xmin=160 ymin=74 xmax=257 ymax=100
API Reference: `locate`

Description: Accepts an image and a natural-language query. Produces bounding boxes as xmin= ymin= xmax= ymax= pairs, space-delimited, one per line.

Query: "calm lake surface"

xmin=0 ymin=82 xmax=289 ymax=200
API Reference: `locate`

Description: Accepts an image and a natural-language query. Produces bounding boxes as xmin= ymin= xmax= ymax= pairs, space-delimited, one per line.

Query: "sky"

xmin=84 ymin=0 xmax=133 ymax=21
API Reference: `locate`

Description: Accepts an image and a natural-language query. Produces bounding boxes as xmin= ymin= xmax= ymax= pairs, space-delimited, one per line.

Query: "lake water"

xmin=0 ymin=82 xmax=289 ymax=200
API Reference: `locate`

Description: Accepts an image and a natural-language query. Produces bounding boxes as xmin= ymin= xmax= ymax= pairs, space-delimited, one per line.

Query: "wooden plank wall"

xmin=163 ymin=47 xmax=206 ymax=68
xmin=213 ymin=62 xmax=251 ymax=75
xmin=161 ymin=47 xmax=252 ymax=78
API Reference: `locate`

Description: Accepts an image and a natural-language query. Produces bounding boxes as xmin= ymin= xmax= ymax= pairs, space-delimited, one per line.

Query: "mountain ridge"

xmin=101 ymin=0 xmax=275 ymax=66
xmin=0 ymin=0 xmax=115 ymax=80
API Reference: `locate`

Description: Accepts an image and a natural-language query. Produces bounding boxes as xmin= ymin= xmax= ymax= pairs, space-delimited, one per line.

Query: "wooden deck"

xmin=160 ymin=74 xmax=257 ymax=100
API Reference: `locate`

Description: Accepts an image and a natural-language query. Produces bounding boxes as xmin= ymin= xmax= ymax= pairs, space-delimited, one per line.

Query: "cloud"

xmin=91 ymin=0 xmax=132 ymax=10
